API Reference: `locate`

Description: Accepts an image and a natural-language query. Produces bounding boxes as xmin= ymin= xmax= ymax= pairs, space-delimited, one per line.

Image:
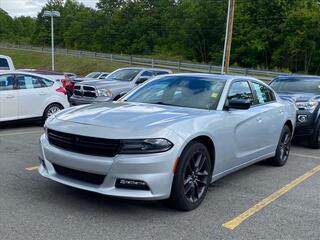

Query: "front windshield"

xmin=270 ymin=78 xmax=320 ymax=95
xmin=125 ymin=76 xmax=226 ymax=110
xmin=86 ymin=72 xmax=100 ymax=78
xmin=107 ymin=69 xmax=142 ymax=81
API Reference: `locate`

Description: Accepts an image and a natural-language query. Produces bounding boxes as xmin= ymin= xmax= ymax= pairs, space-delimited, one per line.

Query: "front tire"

xmin=268 ymin=125 xmax=292 ymax=166
xmin=170 ymin=141 xmax=211 ymax=211
xmin=43 ymin=103 xmax=63 ymax=123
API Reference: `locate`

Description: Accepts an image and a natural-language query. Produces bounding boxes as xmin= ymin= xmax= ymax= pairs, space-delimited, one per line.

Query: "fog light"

xmin=115 ymin=179 xmax=150 ymax=190
xmin=297 ymin=115 xmax=308 ymax=123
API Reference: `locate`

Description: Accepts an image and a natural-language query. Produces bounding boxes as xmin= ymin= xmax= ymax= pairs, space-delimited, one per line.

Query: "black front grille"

xmin=84 ymin=91 xmax=96 ymax=97
xmin=48 ymin=129 xmax=121 ymax=157
xmin=53 ymin=164 xmax=105 ymax=185
xmin=83 ymin=86 xmax=95 ymax=91
xmin=72 ymin=85 xmax=96 ymax=97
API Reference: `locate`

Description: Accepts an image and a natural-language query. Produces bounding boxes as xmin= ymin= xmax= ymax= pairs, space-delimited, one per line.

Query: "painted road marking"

xmin=222 ymin=164 xmax=320 ymax=230
xmin=0 ymin=131 xmax=43 ymax=137
xmin=26 ymin=166 xmax=39 ymax=171
xmin=291 ymin=153 xmax=320 ymax=160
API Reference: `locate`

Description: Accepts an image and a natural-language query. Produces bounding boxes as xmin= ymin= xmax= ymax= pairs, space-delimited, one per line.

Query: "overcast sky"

xmin=0 ymin=0 xmax=99 ymax=17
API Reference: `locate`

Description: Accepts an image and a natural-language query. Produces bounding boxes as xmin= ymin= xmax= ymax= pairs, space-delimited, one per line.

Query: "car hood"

xmin=55 ymin=102 xmax=208 ymax=130
xmin=276 ymin=92 xmax=319 ymax=102
xmin=77 ymin=80 xmax=130 ymax=89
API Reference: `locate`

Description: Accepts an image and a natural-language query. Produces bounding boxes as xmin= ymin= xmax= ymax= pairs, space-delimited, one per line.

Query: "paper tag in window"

xmin=211 ymin=92 xmax=218 ymax=98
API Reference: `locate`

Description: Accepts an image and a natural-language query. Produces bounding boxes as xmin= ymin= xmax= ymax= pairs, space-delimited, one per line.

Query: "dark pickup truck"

xmin=270 ymin=75 xmax=320 ymax=148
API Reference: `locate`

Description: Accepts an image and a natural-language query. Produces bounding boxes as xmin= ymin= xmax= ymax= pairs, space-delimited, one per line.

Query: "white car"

xmin=0 ymin=71 xmax=69 ymax=123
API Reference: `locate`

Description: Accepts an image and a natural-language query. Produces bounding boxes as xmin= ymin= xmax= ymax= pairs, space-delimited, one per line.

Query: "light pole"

xmin=43 ymin=10 xmax=60 ymax=71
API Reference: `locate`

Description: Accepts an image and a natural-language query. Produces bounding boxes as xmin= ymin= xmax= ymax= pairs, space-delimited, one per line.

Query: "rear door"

xmin=16 ymin=74 xmax=50 ymax=119
xmin=250 ymin=81 xmax=283 ymax=152
xmin=0 ymin=74 xmax=18 ymax=121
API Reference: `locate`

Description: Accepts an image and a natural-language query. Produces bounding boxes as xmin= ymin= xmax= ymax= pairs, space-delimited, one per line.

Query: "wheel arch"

xmin=188 ymin=135 xmax=216 ymax=175
xmin=284 ymin=120 xmax=294 ymax=134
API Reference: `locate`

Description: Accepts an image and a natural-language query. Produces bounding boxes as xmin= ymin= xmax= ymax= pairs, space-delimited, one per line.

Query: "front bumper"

xmin=38 ymin=134 xmax=177 ymax=200
xmin=69 ymin=96 xmax=112 ymax=106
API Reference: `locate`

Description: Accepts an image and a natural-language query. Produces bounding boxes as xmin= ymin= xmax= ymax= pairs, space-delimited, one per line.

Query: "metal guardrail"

xmin=0 ymin=43 xmax=289 ymax=81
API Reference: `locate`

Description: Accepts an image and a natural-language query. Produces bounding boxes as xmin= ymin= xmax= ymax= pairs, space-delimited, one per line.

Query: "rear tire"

xmin=169 ymin=141 xmax=211 ymax=211
xmin=268 ymin=125 xmax=292 ymax=167
xmin=43 ymin=103 xmax=63 ymax=123
xmin=308 ymin=124 xmax=320 ymax=149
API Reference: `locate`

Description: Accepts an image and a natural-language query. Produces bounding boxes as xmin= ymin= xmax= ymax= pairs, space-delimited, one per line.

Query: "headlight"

xmin=296 ymin=100 xmax=318 ymax=112
xmin=119 ymin=138 xmax=173 ymax=154
xmin=97 ymin=89 xmax=113 ymax=97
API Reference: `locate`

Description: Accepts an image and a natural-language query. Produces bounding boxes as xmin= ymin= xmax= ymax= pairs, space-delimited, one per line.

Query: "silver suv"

xmin=70 ymin=67 xmax=172 ymax=106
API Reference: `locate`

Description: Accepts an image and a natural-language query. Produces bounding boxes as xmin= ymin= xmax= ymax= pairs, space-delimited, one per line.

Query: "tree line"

xmin=0 ymin=0 xmax=320 ymax=74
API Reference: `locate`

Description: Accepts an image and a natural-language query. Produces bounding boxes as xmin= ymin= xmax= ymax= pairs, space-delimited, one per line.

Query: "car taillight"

xmin=56 ymin=87 xmax=67 ymax=95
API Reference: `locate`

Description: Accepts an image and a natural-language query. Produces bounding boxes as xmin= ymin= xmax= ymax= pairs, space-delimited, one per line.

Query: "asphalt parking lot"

xmin=0 ymin=124 xmax=319 ymax=240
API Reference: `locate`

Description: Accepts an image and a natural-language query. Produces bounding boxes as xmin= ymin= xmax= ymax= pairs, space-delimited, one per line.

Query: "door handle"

xmin=279 ymin=110 xmax=284 ymax=115
xmin=39 ymin=92 xmax=47 ymax=95
xmin=256 ymin=117 xmax=263 ymax=123
xmin=6 ymin=95 xmax=14 ymax=99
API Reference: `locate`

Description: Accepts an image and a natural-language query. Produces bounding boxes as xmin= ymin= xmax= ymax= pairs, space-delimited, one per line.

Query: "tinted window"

xmin=228 ymin=81 xmax=253 ymax=102
xmin=270 ymin=77 xmax=320 ymax=95
xmin=141 ymin=71 xmax=153 ymax=77
xmin=107 ymin=69 xmax=142 ymax=81
xmin=0 ymin=59 xmax=9 ymax=70
xmin=86 ymin=72 xmax=100 ymax=78
xmin=0 ymin=75 xmax=14 ymax=91
xmin=16 ymin=75 xmax=52 ymax=89
xmin=252 ymin=82 xmax=275 ymax=104
xmin=99 ymin=74 xmax=109 ymax=78
xmin=155 ymin=71 xmax=170 ymax=76
xmin=126 ymin=76 xmax=226 ymax=110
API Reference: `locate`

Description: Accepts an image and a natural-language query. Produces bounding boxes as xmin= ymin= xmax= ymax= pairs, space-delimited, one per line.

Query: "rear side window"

xmin=155 ymin=71 xmax=170 ymax=76
xmin=141 ymin=71 xmax=154 ymax=77
xmin=228 ymin=81 xmax=253 ymax=102
xmin=0 ymin=75 xmax=14 ymax=91
xmin=252 ymin=82 xmax=276 ymax=104
xmin=0 ymin=59 xmax=9 ymax=70
xmin=16 ymin=75 xmax=53 ymax=89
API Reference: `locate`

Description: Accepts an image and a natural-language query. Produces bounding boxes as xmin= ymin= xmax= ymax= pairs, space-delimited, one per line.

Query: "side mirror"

xmin=136 ymin=76 xmax=150 ymax=85
xmin=226 ymin=98 xmax=251 ymax=110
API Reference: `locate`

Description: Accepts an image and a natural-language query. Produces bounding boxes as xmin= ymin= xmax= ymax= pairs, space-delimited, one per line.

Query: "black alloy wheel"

xmin=268 ymin=125 xmax=292 ymax=166
xmin=170 ymin=141 xmax=211 ymax=211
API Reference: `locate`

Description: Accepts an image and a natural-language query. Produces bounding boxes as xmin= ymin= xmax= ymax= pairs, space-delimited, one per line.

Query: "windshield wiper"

xmin=153 ymin=102 xmax=175 ymax=106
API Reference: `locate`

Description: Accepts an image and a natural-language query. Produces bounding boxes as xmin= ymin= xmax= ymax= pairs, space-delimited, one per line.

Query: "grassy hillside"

xmin=0 ymin=48 xmax=130 ymax=76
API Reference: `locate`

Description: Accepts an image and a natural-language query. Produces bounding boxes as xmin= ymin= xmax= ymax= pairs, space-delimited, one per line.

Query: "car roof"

xmin=119 ymin=67 xmax=172 ymax=72
xmin=0 ymin=70 xmax=57 ymax=80
xmin=275 ymin=74 xmax=320 ymax=79
xmin=164 ymin=73 xmax=258 ymax=81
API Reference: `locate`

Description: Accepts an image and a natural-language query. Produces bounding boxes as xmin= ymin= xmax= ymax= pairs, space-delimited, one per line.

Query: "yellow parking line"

xmin=0 ymin=131 xmax=43 ymax=137
xmin=26 ymin=166 xmax=39 ymax=171
xmin=291 ymin=153 xmax=320 ymax=160
xmin=222 ymin=164 xmax=320 ymax=230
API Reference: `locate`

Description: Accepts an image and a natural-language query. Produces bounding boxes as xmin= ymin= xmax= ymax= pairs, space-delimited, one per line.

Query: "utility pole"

xmin=221 ymin=0 xmax=235 ymax=74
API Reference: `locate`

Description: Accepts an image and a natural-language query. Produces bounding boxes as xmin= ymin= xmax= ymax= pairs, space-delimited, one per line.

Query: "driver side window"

xmin=227 ymin=81 xmax=253 ymax=103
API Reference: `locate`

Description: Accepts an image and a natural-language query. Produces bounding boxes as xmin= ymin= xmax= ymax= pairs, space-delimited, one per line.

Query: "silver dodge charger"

xmin=39 ymin=74 xmax=296 ymax=210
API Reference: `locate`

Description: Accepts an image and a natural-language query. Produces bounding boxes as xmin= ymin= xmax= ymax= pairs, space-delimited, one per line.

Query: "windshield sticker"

xmin=211 ymin=92 xmax=219 ymax=98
